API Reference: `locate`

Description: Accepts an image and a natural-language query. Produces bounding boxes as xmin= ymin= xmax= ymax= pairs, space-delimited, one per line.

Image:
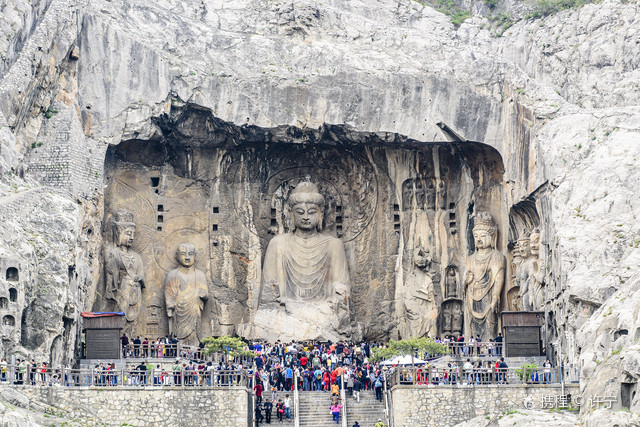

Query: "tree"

xmin=203 ymin=336 xmax=254 ymax=363
xmin=370 ymin=337 xmax=449 ymax=365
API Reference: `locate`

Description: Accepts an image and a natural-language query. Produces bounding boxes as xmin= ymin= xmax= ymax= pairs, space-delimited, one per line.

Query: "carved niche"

xmin=98 ymin=112 xmax=506 ymax=342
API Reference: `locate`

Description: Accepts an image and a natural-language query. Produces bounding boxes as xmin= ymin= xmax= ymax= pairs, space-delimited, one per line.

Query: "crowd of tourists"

xmin=249 ymin=340 xmax=388 ymax=425
xmin=120 ymin=333 xmax=205 ymax=359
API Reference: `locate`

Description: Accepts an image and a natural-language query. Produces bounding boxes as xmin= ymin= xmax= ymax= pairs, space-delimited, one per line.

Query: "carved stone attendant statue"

xmin=105 ymin=210 xmax=145 ymax=323
xmin=529 ymin=229 xmax=545 ymax=309
xmin=253 ymin=181 xmax=351 ymax=341
xmin=507 ymin=241 xmax=523 ymax=311
xmin=164 ymin=243 xmax=209 ymax=344
xmin=402 ymin=244 xmax=437 ymax=338
xmin=464 ymin=212 xmax=505 ymax=342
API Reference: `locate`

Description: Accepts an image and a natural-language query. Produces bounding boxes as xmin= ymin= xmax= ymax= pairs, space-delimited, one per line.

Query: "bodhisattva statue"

xmin=516 ymin=232 xmax=535 ymax=310
xmin=105 ymin=210 xmax=145 ymax=323
xmin=402 ymin=244 xmax=437 ymax=338
xmin=164 ymin=243 xmax=209 ymax=344
xmin=529 ymin=229 xmax=545 ymax=309
xmin=507 ymin=241 xmax=523 ymax=311
xmin=464 ymin=212 xmax=505 ymax=342
xmin=254 ymin=180 xmax=351 ymax=341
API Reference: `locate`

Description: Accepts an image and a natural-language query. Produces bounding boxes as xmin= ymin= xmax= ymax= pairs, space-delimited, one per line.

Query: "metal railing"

xmin=441 ymin=341 xmax=504 ymax=358
xmin=0 ymin=366 xmax=249 ymax=388
xmin=388 ymin=366 xmax=559 ymax=387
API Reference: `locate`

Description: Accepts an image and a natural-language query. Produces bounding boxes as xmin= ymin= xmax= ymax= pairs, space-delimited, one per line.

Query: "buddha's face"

xmin=473 ymin=230 xmax=492 ymax=250
xmin=177 ymin=245 xmax=195 ymax=267
xmin=530 ymin=233 xmax=540 ymax=257
xmin=292 ymin=202 xmax=322 ymax=231
xmin=117 ymin=226 xmax=135 ymax=248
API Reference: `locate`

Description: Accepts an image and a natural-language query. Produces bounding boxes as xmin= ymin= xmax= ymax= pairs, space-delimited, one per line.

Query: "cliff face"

xmin=0 ymin=0 xmax=638 ymax=416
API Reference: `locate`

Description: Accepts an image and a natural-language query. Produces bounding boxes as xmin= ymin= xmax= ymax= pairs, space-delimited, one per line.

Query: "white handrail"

xmin=341 ymin=373 xmax=347 ymax=427
xmin=294 ymin=370 xmax=300 ymax=427
xmin=383 ymin=372 xmax=391 ymax=426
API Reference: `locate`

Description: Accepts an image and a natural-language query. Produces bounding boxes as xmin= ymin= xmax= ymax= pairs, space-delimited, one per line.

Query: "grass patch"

xmin=526 ymin=0 xmax=597 ymax=19
xmin=415 ymin=0 xmax=471 ymax=26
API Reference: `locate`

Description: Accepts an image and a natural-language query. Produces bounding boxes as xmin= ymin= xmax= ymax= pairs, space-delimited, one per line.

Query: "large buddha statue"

xmin=463 ymin=212 xmax=505 ymax=341
xmin=105 ymin=210 xmax=145 ymax=323
xmin=252 ymin=180 xmax=351 ymax=341
xmin=164 ymin=242 xmax=209 ymax=345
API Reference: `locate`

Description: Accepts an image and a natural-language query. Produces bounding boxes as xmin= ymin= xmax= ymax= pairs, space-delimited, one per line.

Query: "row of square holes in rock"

xmin=391 ymin=203 xmax=458 ymax=234
xmin=154 ymin=205 xmax=222 ymax=232
xmin=150 ymin=197 xmax=459 ymax=234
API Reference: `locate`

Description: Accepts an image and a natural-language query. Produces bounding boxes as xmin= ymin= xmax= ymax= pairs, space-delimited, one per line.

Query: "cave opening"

xmin=5 ymin=267 xmax=18 ymax=282
xmin=98 ymin=107 xmax=507 ymax=341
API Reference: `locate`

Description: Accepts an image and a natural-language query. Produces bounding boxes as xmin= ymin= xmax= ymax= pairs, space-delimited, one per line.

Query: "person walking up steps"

xmin=331 ymin=402 xmax=343 ymax=424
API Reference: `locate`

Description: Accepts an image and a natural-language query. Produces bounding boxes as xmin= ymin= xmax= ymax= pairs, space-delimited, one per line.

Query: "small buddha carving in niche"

xmin=445 ymin=265 xmax=459 ymax=299
xmin=164 ymin=242 xmax=209 ymax=344
xmin=105 ymin=210 xmax=145 ymax=323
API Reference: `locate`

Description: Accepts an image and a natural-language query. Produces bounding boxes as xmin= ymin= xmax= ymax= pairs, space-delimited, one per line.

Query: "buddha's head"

xmin=518 ymin=231 xmax=531 ymax=258
xmin=472 ymin=212 xmax=498 ymax=250
xmin=288 ymin=181 xmax=325 ymax=232
xmin=176 ymin=242 xmax=196 ymax=268
xmin=113 ymin=210 xmax=136 ymax=248
xmin=529 ymin=229 xmax=540 ymax=257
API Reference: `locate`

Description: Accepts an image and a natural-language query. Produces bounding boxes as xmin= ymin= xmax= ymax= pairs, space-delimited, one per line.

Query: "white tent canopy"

xmin=380 ymin=355 xmax=427 ymax=365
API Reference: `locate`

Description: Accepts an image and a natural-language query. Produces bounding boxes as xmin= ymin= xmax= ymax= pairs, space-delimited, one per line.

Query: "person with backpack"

xmin=374 ymin=375 xmax=383 ymax=401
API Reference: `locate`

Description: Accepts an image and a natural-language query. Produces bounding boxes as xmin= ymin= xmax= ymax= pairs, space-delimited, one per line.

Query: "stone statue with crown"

xmin=105 ymin=210 xmax=145 ymax=323
xmin=250 ymin=180 xmax=351 ymax=341
xmin=463 ymin=212 xmax=505 ymax=342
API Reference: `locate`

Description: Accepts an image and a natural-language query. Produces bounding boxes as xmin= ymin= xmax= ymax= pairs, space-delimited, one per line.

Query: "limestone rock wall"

xmin=0 ymin=0 xmax=637 ymax=419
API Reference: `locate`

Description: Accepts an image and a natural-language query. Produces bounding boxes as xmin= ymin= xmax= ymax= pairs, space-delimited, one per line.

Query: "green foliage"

xmin=203 ymin=335 xmax=253 ymax=361
xmin=484 ymin=0 xmax=499 ymax=9
xmin=514 ymin=363 xmax=539 ymax=381
xmin=415 ymin=0 xmax=471 ymax=26
xmin=526 ymin=0 xmax=596 ymax=19
xmin=44 ymin=107 xmax=59 ymax=119
xmin=370 ymin=337 xmax=450 ymax=362
xmin=489 ymin=12 xmax=515 ymax=36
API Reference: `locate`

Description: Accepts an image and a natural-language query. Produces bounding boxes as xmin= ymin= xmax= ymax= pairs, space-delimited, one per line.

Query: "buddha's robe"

xmin=105 ymin=246 xmax=145 ymax=322
xmin=164 ymin=268 xmax=208 ymax=342
xmin=261 ymin=233 xmax=350 ymax=304
xmin=464 ymin=250 xmax=505 ymax=342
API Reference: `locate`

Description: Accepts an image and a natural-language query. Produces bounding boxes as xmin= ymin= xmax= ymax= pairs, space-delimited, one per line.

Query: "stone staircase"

xmin=345 ymin=391 xmax=386 ymax=427
xmin=298 ymin=391 xmax=336 ymax=427
xmin=297 ymin=390 xmax=386 ymax=427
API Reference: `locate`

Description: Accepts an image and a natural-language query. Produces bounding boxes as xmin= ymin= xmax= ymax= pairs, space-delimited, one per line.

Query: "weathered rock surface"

xmin=0 ymin=0 xmax=638 ymax=423
xmin=456 ymin=409 xmax=579 ymax=427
